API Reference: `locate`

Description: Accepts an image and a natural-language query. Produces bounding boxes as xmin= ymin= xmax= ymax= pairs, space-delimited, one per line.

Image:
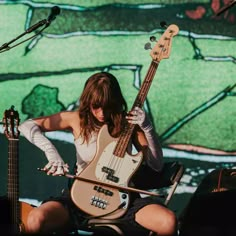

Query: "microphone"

xmin=46 ymin=6 xmax=61 ymax=26
xmin=215 ymin=0 xmax=236 ymax=16
xmin=25 ymin=6 xmax=61 ymax=33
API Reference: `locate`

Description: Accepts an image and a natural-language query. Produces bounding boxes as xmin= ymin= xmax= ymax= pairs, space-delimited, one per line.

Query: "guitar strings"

xmin=90 ymin=32 xmax=170 ymax=211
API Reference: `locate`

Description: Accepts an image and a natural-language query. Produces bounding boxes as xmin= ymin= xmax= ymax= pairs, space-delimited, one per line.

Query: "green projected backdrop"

xmin=0 ymin=0 xmax=236 ymax=215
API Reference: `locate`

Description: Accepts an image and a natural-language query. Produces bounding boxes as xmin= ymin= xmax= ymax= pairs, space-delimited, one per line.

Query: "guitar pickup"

xmin=107 ymin=174 xmax=119 ymax=183
xmin=93 ymin=185 xmax=113 ymax=196
xmin=101 ymin=167 xmax=119 ymax=183
xmin=102 ymin=166 xmax=115 ymax=175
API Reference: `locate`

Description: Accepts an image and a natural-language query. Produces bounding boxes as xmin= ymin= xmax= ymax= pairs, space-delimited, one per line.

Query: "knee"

xmin=162 ymin=210 xmax=178 ymax=235
xmin=26 ymin=208 xmax=46 ymax=233
xmin=136 ymin=204 xmax=178 ymax=236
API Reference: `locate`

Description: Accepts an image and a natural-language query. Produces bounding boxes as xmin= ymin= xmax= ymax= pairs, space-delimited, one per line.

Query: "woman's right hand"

xmin=43 ymin=160 xmax=69 ymax=176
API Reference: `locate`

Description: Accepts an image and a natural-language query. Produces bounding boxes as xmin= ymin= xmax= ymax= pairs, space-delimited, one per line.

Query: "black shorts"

xmin=43 ymin=189 xmax=165 ymax=236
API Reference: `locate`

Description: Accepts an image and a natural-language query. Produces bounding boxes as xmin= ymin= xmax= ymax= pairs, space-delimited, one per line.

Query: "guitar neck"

xmin=114 ymin=61 xmax=159 ymax=157
xmin=7 ymin=138 xmax=20 ymax=227
xmin=132 ymin=60 xmax=159 ymax=109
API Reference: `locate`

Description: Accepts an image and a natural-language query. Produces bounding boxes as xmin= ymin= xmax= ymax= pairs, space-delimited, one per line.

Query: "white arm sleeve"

xmin=127 ymin=107 xmax=163 ymax=172
xmin=140 ymin=119 xmax=163 ymax=172
xmin=18 ymin=119 xmax=69 ymax=175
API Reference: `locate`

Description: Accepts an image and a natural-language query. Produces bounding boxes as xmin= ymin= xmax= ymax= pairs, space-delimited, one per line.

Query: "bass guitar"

xmin=71 ymin=24 xmax=179 ymax=219
xmin=3 ymin=106 xmax=34 ymax=234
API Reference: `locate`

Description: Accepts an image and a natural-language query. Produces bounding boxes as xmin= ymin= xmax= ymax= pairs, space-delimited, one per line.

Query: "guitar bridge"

xmin=90 ymin=196 xmax=108 ymax=209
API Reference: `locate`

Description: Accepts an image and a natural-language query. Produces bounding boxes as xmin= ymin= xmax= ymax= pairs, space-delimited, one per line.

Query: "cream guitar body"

xmin=71 ymin=125 xmax=143 ymax=219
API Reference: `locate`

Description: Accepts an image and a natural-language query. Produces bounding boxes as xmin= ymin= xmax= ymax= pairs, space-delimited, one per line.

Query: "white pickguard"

xmin=95 ymin=141 xmax=142 ymax=186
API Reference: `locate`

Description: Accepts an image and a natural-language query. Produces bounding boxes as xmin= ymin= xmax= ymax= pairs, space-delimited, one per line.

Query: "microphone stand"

xmin=0 ymin=19 xmax=49 ymax=53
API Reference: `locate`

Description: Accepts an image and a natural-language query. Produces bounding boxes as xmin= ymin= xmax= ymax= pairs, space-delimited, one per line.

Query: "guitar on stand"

xmin=3 ymin=106 xmax=34 ymax=234
xmin=70 ymin=24 xmax=179 ymax=219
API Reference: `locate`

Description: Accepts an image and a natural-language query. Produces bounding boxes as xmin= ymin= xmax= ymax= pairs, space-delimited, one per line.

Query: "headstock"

xmin=149 ymin=24 xmax=179 ymax=62
xmin=3 ymin=106 xmax=20 ymax=140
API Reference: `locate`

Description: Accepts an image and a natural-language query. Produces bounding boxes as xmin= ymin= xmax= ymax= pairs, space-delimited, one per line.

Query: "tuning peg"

xmin=144 ymin=42 xmax=152 ymax=50
xmin=149 ymin=36 xmax=157 ymax=42
xmin=160 ymin=21 xmax=167 ymax=28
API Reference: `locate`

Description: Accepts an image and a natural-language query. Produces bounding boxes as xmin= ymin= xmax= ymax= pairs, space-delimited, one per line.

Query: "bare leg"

xmin=25 ymin=201 xmax=70 ymax=234
xmin=135 ymin=204 xmax=177 ymax=236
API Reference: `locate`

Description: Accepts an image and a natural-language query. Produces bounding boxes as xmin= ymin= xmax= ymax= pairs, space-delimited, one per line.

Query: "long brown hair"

xmin=78 ymin=72 xmax=127 ymax=143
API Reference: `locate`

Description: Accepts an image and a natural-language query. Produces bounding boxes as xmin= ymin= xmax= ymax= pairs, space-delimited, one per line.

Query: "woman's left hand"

xmin=126 ymin=106 xmax=146 ymax=127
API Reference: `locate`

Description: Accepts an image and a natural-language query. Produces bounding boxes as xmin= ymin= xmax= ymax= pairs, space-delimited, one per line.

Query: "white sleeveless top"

xmin=74 ymin=132 xmax=98 ymax=175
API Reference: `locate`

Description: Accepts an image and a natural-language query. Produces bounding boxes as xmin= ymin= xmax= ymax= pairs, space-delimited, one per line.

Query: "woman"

xmin=19 ymin=72 xmax=177 ymax=235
